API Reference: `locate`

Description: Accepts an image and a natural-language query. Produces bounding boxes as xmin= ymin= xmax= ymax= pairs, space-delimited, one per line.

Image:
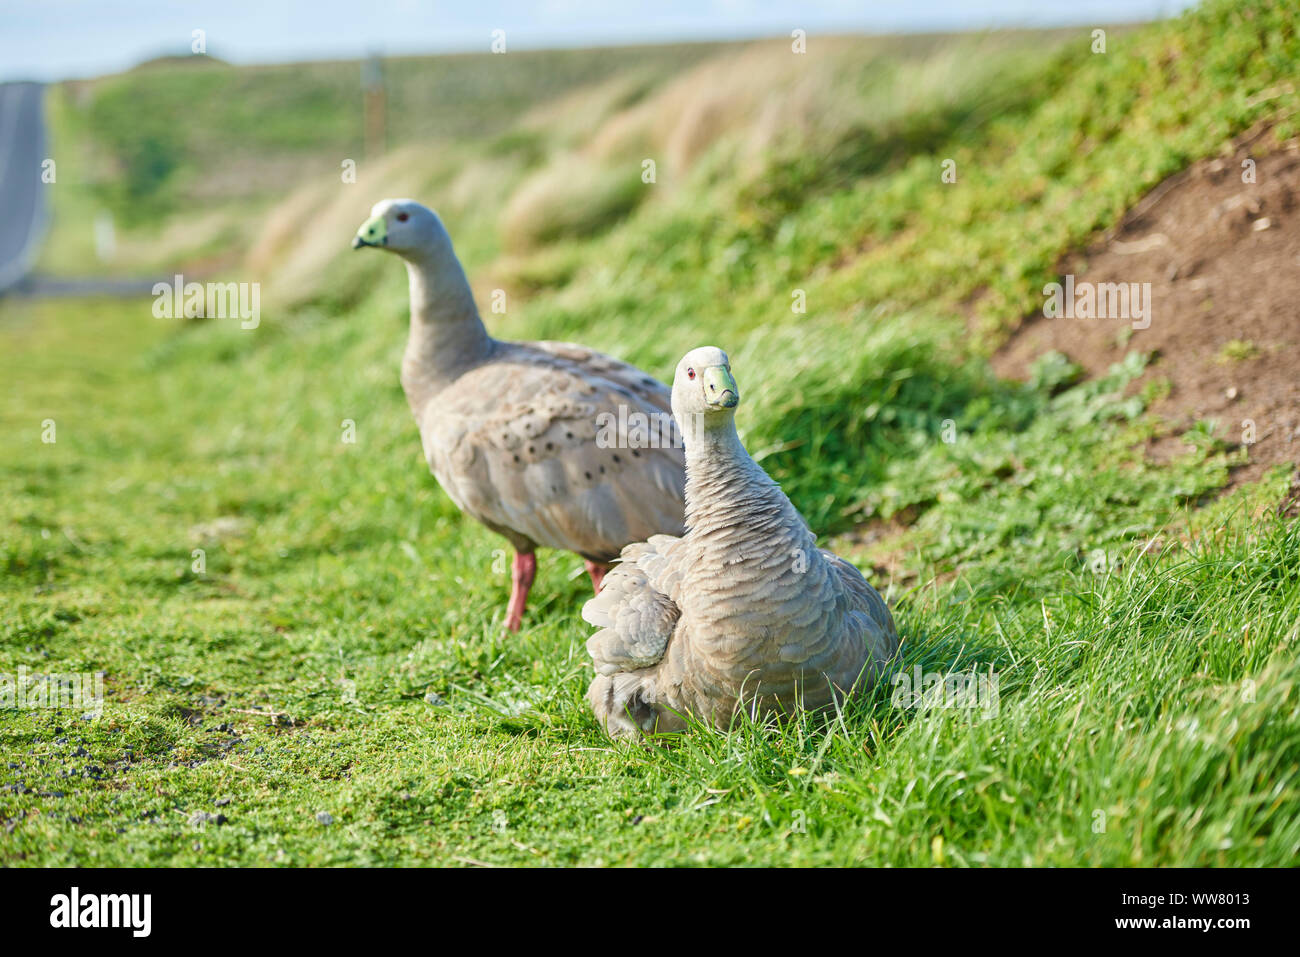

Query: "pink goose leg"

xmin=505 ymin=551 xmax=537 ymax=632
xmin=584 ymin=559 xmax=610 ymax=594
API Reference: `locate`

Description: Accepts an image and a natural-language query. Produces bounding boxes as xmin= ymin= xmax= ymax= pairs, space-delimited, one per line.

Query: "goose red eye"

xmin=396 ymin=212 xmax=410 ymax=223
xmin=687 ymin=368 xmax=695 ymax=379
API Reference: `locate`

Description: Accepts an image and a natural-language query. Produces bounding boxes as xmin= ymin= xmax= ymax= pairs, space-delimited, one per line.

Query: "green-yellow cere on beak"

xmin=352 ymin=214 xmax=388 ymax=249
xmin=702 ymin=365 xmax=739 ymax=409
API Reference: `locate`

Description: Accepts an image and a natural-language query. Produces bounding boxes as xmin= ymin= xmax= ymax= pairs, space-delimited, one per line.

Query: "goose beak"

xmin=702 ymin=366 xmax=739 ymax=409
xmin=352 ymin=214 xmax=387 ymax=250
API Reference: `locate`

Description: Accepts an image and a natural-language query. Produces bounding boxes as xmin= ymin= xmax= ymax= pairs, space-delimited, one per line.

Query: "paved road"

xmin=0 ymin=82 xmax=47 ymax=293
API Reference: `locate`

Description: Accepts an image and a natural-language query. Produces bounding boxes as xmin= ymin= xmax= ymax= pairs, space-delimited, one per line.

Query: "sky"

xmin=2 ymin=0 xmax=1199 ymax=83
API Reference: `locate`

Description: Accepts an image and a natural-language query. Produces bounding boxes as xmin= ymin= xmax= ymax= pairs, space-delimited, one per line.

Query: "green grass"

xmin=1 ymin=296 xmax=1294 ymax=866
xmin=3 ymin=0 xmax=1299 ymax=865
xmin=1217 ymin=339 xmax=1263 ymax=363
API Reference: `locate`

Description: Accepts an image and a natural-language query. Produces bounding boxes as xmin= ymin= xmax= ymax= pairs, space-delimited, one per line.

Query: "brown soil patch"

xmin=992 ymin=133 xmax=1300 ymax=489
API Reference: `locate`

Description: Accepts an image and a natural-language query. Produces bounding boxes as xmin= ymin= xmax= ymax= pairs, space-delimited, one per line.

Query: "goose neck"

xmin=402 ymin=253 xmax=494 ymax=379
xmin=683 ymin=421 xmax=785 ymax=534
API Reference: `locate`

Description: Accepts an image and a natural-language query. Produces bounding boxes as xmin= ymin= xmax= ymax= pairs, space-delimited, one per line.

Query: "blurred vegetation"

xmin=60 ymin=43 xmax=728 ymax=225
xmin=3 ymin=0 xmax=1299 ymax=866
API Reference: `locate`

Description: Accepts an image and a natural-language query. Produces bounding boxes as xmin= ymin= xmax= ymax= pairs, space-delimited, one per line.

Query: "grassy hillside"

xmin=2 ymin=0 xmax=1298 ymax=866
xmin=37 ymin=29 xmax=1078 ymax=277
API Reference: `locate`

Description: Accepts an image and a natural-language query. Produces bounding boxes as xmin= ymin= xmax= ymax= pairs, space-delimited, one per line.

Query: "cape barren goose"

xmin=352 ymin=199 xmax=685 ymax=631
xmin=583 ymin=346 xmax=899 ymax=737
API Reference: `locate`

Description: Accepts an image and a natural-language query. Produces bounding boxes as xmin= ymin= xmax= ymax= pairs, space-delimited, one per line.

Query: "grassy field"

xmin=2 ymin=0 xmax=1298 ymax=866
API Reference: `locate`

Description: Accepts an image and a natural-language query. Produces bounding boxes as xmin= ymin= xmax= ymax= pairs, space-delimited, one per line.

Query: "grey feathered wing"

xmin=417 ymin=341 xmax=686 ymax=561
xmin=823 ymin=550 xmax=900 ymax=682
xmin=582 ymin=535 xmax=685 ymax=737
